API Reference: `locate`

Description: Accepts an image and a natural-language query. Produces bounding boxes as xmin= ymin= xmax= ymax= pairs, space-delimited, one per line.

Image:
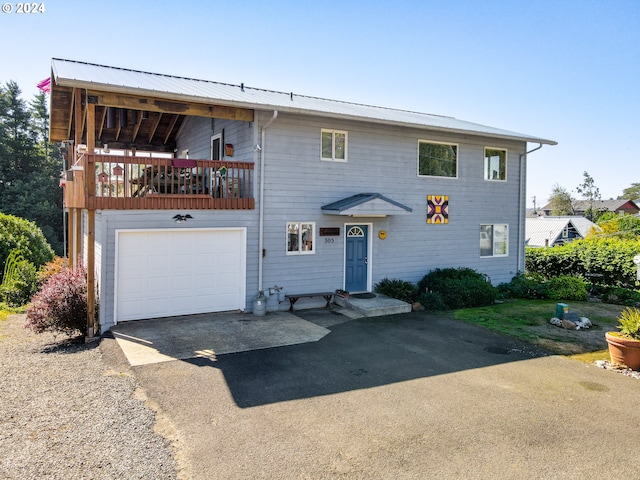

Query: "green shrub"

xmin=417 ymin=291 xmax=446 ymax=311
xmin=418 ymin=267 xmax=497 ymax=309
xmin=497 ymin=273 xmax=549 ymax=300
xmin=598 ymin=286 xmax=640 ymax=306
xmin=374 ymin=277 xmax=417 ymax=303
xmin=0 ymin=250 xmax=39 ymax=307
xmin=25 ymin=264 xmax=88 ymax=337
xmin=546 ymin=275 xmax=588 ymax=301
xmin=0 ymin=213 xmax=54 ymax=283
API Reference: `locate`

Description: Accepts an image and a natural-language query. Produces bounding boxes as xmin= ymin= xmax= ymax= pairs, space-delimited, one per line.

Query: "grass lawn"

xmin=453 ymin=299 xmax=627 ymax=359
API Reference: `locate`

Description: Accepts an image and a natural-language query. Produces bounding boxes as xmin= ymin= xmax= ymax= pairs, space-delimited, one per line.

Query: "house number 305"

xmin=324 ymin=238 xmax=335 ymax=243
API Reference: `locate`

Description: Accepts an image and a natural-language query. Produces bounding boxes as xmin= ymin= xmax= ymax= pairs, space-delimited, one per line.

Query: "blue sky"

xmin=1 ymin=0 xmax=638 ymax=206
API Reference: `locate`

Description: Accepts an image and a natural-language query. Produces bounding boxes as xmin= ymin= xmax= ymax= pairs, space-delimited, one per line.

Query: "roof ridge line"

xmin=52 ymin=58 xmax=454 ymax=120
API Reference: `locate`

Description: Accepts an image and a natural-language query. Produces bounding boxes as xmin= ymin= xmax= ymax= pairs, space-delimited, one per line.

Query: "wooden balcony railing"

xmin=64 ymin=154 xmax=255 ymax=210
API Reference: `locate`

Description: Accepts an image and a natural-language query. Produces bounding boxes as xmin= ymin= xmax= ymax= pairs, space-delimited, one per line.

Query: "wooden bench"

xmin=285 ymin=292 xmax=334 ymax=312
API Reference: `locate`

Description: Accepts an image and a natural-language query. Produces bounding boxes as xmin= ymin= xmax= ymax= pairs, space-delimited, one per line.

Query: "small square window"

xmin=321 ymin=129 xmax=348 ymax=162
xmin=484 ymin=148 xmax=507 ymax=181
xmin=418 ymin=141 xmax=458 ymax=178
xmin=287 ymin=222 xmax=315 ymax=255
xmin=480 ymin=224 xmax=508 ymax=257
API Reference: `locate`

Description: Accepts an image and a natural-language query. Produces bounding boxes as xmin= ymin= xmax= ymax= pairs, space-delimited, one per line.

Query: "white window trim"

xmin=286 ymin=221 xmax=316 ymax=255
xmin=484 ymin=147 xmax=507 ymax=182
xmin=480 ymin=224 xmax=509 ymax=258
xmin=321 ymin=129 xmax=348 ymax=162
xmin=417 ymin=140 xmax=459 ymax=179
xmin=211 ymin=134 xmax=222 ymax=160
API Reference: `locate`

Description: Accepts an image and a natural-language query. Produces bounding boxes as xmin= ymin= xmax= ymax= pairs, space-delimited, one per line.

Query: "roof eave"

xmin=52 ymin=75 xmax=556 ymax=146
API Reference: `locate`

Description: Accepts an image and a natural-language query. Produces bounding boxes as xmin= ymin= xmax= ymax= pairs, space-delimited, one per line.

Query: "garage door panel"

xmin=116 ymin=229 xmax=245 ymax=322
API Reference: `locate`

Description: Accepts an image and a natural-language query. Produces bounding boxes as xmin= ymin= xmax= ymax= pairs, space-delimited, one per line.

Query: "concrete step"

xmin=334 ymin=293 xmax=412 ymax=318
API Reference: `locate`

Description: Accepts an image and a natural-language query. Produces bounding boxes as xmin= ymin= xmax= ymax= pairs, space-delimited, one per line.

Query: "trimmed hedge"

xmin=526 ymin=237 xmax=640 ymax=287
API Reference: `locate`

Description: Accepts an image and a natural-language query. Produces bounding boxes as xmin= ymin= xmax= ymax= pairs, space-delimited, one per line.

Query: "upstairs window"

xmin=321 ymin=129 xmax=347 ymax=162
xmin=418 ymin=141 xmax=457 ymax=178
xmin=484 ymin=148 xmax=507 ymax=181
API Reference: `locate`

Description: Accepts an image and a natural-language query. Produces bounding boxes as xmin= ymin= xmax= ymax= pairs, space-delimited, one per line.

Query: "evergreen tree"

xmin=621 ymin=182 xmax=640 ymax=200
xmin=0 ymin=82 xmax=64 ymax=254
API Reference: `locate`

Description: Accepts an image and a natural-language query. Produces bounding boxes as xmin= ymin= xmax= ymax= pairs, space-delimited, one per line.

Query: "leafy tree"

xmin=575 ymin=171 xmax=601 ymax=221
xmin=547 ymin=183 xmax=574 ymax=215
xmin=621 ymin=182 xmax=640 ymax=200
xmin=0 ymin=82 xmax=64 ymax=253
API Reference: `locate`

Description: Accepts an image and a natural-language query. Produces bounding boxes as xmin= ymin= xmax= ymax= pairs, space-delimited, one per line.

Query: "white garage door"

xmin=115 ymin=228 xmax=246 ymax=322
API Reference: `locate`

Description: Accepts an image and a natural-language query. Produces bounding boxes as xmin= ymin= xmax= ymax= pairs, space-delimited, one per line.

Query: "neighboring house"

xmin=540 ymin=199 xmax=640 ymax=217
xmin=48 ymin=58 xmax=556 ymax=333
xmin=525 ymin=216 xmax=600 ymax=247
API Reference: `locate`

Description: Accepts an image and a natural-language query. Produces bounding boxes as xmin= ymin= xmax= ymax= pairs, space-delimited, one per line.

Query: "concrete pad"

xmin=110 ymin=311 xmax=330 ymax=366
xmin=335 ymin=293 xmax=412 ymax=317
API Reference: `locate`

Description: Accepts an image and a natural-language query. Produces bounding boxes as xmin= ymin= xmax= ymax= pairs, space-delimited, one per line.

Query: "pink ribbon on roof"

xmin=37 ymin=78 xmax=51 ymax=93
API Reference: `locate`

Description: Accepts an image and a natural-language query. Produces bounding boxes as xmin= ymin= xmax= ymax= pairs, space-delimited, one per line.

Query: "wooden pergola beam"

xmin=148 ymin=113 xmax=162 ymax=143
xmin=91 ymin=90 xmax=254 ymax=122
xmin=163 ymin=115 xmax=179 ymax=145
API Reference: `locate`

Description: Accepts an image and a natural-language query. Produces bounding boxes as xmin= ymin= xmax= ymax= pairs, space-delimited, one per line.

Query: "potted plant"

xmin=335 ymin=289 xmax=349 ymax=299
xmin=605 ymin=307 xmax=640 ymax=370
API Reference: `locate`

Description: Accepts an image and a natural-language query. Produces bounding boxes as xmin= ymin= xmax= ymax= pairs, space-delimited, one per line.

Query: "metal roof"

xmin=525 ymin=216 xmax=600 ymax=247
xmin=51 ymin=58 xmax=556 ymax=146
xmin=322 ymin=193 xmax=412 ymax=216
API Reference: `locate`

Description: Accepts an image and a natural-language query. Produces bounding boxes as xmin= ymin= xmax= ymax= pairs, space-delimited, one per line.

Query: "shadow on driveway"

xmin=183 ymin=311 xmax=548 ymax=408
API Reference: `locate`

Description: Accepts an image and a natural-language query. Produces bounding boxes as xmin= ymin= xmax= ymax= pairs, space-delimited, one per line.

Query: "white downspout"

xmin=518 ymin=143 xmax=543 ymax=272
xmin=258 ymin=110 xmax=278 ymax=293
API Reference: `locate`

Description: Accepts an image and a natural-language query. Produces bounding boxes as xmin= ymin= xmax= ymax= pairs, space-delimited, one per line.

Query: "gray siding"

xmin=96 ymin=108 xmax=529 ymax=325
xmin=258 ymin=112 xmax=526 ymax=308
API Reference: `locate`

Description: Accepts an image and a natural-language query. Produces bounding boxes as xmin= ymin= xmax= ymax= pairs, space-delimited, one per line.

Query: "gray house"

xmin=49 ymin=58 xmax=556 ymax=333
xmin=525 ymin=216 xmax=600 ymax=247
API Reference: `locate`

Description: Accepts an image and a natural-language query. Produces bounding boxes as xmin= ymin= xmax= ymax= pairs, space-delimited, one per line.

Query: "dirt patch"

xmin=527 ymin=322 xmax=609 ymax=354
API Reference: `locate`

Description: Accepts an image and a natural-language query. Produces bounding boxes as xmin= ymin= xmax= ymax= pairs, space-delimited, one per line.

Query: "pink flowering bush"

xmin=25 ymin=264 xmax=88 ymax=337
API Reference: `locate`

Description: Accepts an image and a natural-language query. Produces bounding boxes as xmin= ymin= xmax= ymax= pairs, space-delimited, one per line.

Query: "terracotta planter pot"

xmin=605 ymin=332 xmax=640 ymax=370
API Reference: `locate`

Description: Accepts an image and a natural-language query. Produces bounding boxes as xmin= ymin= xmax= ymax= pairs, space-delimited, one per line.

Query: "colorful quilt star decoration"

xmin=427 ymin=195 xmax=449 ymax=224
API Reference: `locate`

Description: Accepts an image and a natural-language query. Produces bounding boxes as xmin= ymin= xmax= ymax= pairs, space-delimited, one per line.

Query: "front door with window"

xmin=345 ymin=225 xmax=368 ymax=292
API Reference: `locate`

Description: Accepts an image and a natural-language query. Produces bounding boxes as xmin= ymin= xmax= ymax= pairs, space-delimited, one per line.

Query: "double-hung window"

xmin=418 ymin=141 xmax=458 ymax=178
xmin=480 ymin=224 xmax=508 ymax=257
xmin=484 ymin=148 xmax=507 ymax=181
xmin=287 ymin=222 xmax=315 ymax=255
xmin=321 ymin=129 xmax=347 ymax=162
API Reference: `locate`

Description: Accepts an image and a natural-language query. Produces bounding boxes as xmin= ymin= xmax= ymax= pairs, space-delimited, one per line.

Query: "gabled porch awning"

xmin=321 ymin=193 xmax=412 ymax=217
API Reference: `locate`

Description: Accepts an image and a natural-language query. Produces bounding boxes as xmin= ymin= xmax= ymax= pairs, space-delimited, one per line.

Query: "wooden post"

xmin=86 ymin=209 xmax=96 ymax=339
xmin=85 ymin=103 xmax=97 ymax=339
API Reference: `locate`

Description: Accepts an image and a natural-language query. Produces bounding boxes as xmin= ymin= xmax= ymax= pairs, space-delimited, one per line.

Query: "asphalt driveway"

xmin=102 ymin=309 xmax=640 ymax=479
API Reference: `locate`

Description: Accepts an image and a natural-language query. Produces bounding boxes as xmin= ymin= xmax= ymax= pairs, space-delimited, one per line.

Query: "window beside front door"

xmin=480 ymin=224 xmax=508 ymax=257
xmin=287 ymin=222 xmax=315 ymax=255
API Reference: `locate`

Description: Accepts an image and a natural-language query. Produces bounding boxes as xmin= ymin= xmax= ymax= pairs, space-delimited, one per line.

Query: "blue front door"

xmin=345 ymin=225 xmax=368 ymax=292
